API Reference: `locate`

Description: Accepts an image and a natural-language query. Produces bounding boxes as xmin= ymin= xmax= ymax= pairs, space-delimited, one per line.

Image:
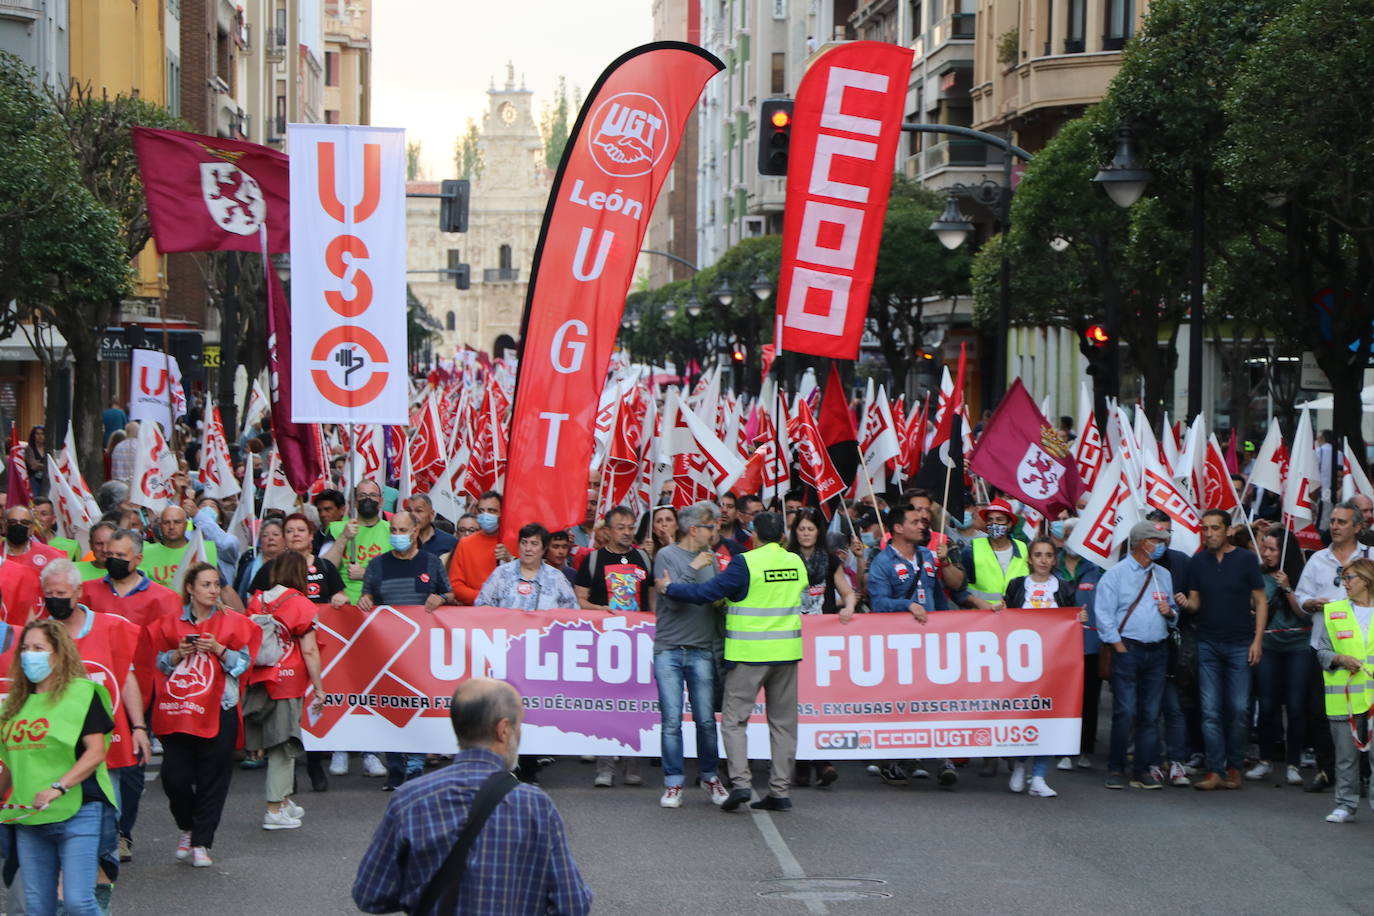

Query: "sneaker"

xmin=262 ymin=809 xmax=302 ymax=831
xmin=979 ymin=758 xmax=999 ymax=777
xmin=1076 ymin=756 xmax=1092 ymax=769
xmin=282 ymin=799 xmax=304 ymax=819
xmin=1245 ymin=760 xmax=1272 ymax=781
xmin=118 ymin=835 xmax=133 ymax=863
xmin=1300 ymin=749 xmax=1317 ymax=769
xmin=910 ymin=766 xmax=929 ymax=780
xmin=938 ymin=765 xmax=959 ymax=788
xmin=623 ymin=770 xmax=644 ymax=787
xmin=1028 ymin=776 xmax=1058 ymax=798
xmin=700 ymin=777 xmax=730 ymax=805
xmin=1149 ymin=765 xmax=1166 ymax=785
xmin=1185 ymin=752 xmax=1205 ymax=770
xmin=1130 ymin=772 xmax=1163 ymax=790
xmin=1104 ymin=771 xmax=1127 ymax=790
xmin=191 ymin=846 xmax=213 ymax=868
xmin=1008 ymin=763 xmax=1027 ymax=793
xmin=879 ymin=764 xmax=909 ymax=786
xmin=865 ymin=764 xmax=881 ymax=776
xmin=361 ymin=754 xmax=387 ymax=778
xmin=749 ymin=795 xmax=792 ymax=811
xmin=175 ymin=831 xmax=192 ymax=861
xmin=593 ymin=771 xmax=614 ymax=788
xmin=328 ymin=751 xmax=348 ymax=776
xmin=1169 ymin=761 xmax=1191 ymax=788
xmin=1056 ymin=756 xmax=1073 ymax=771
xmin=1286 ymin=765 xmax=1303 ymax=786
xmin=1326 ymin=807 xmax=1356 ymax=824
xmin=659 ymin=786 xmax=683 ymax=808
xmin=1305 ymin=770 xmax=1333 ymax=793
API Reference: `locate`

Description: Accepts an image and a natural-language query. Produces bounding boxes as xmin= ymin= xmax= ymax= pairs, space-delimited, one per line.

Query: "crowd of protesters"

xmin=0 ymin=408 xmax=1370 ymax=914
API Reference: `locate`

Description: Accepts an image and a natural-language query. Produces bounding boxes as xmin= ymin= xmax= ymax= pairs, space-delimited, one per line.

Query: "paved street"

xmin=98 ymin=749 xmax=1374 ymax=915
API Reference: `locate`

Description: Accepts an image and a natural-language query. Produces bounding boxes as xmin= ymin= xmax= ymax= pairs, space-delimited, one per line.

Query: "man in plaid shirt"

xmin=352 ymin=678 xmax=592 ymax=915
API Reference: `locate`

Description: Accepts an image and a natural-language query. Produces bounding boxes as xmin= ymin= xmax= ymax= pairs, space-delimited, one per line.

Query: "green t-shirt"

xmin=49 ymin=537 xmax=79 ymax=561
xmin=328 ymin=517 xmax=392 ymax=604
xmin=74 ymin=560 xmax=107 ymax=583
xmin=142 ymin=540 xmax=219 ymax=587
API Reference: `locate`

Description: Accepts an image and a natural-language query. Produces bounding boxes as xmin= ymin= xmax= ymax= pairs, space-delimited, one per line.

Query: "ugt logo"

xmin=586 ymin=93 xmax=669 ymax=177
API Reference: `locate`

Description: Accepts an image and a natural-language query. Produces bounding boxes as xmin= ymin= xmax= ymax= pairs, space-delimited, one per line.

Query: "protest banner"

xmin=302 ymin=606 xmax=1083 ymax=759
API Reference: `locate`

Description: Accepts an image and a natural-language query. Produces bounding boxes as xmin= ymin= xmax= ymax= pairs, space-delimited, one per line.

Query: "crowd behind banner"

xmin=0 ymin=354 xmax=1368 ymax=913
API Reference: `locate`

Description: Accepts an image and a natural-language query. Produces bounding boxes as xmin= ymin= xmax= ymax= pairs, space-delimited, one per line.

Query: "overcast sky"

xmin=372 ymin=2 xmax=654 ymax=179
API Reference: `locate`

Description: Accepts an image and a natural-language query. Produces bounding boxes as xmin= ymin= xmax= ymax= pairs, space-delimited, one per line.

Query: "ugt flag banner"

xmin=132 ymin=127 xmax=289 ymax=253
xmin=775 ymin=41 xmax=913 ymax=359
xmin=128 ymin=348 xmax=186 ymax=435
xmin=302 ymin=606 xmax=1084 ymax=758
xmin=502 ymin=43 xmax=722 ymax=545
xmin=288 ymin=125 xmax=408 ymax=424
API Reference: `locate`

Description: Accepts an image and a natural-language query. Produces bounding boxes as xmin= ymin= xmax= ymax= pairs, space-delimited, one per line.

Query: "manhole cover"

xmin=757 ymin=877 xmax=892 ymax=902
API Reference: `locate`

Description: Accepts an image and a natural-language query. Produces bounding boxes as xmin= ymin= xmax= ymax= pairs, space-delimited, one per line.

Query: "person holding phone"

xmin=147 ymin=563 xmax=256 ymax=867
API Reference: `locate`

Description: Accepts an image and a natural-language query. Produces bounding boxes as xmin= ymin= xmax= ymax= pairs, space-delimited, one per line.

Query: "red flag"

xmin=900 ymin=396 xmax=929 ymax=477
xmin=6 ymin=442 xmax=30 ymax=509
xmin=502 ymin=44 xmax=722 ymax=545
xmin=930 ymin=343 xmax=967 ymax=455
xmin=1201 ymin=434 xmax=1240 ymax=513
xmin=266 ymin=264 xmax=324 ymax=492
xmin=818 ymin=363 xmax=858 ymax=446
xmin=968 ymin=378 xmax=1082 ymax=518
xmin=406 ymin=394 xmax=446 ymax=492
xmin=774 ymin=42 xmax=914 ymax=359
xmin=787 ymin=399 xmax=845 ymax=503
xmin=1224 ymin=429 xmax=1239 ymax=475
xmin=132 ymin=127 xmax=289 ymax=253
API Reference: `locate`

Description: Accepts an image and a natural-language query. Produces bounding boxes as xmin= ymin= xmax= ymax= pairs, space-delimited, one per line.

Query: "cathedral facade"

xmin=407 ymin=66 xmax=550 ymax=358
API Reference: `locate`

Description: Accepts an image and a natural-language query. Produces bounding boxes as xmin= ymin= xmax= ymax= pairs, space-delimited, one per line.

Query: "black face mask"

xmin=105 ymin=557 xmax=132 ymax=580
xmin=5 ymin=522 xmax=28 ymax=546
xmin=357 ymin=498 xmax=380 ymax=519
xmin=44 ymin=597 xmax=73 ymax=620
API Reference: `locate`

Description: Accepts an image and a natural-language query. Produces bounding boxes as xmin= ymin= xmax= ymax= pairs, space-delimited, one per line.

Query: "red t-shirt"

xmin=73 ymin=611 xmax=140 ymax=768
xmin=4 ymin=542 xmax=66 ymax=577
xmin=0 ymin=561 xmax=41 ymax=625
xmin=80 ymin=577 xmax=182 ymax=704
xmin=244 ymin=589 xmax=318 ymax=700
xmin=148 ymin=609 xmax=257 ymax=738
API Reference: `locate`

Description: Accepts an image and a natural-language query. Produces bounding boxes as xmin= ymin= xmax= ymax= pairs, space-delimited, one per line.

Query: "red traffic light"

xmin=770 ymin=109 xmax=791 ymax=129
xmin=732 ymin=348 xmax=746 ymax=362
xmin=1085 ymin=324 xmax=1110 ymax=348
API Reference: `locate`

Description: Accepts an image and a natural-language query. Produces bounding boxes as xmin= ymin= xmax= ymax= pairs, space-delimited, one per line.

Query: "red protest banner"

xmin=303 ymin=606 xmax=1083 ymax=758
xmin=502 ymin=44 xmax=723 ymax=545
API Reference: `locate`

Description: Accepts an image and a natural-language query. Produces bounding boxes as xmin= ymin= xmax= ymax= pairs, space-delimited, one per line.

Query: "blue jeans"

xmin=1256 ymin=647 xmax=1311 ymax=765
xmin=15 ymin=801 xmax=105 ymax=916
xmin=115 ymin=763 xmax=144 ymax=841
xmin=1161 ymin=681 xmax=1191 ymax=763
xmin=1198 ymin=639 xmax=1251 ymax=772
xmin=1108 ymin=640 xmax=1168 ymax=775
xmin=653 ymin=647 xmax=720 ymax=787
xmin=385 ymin=753 xmax=424 ymax=786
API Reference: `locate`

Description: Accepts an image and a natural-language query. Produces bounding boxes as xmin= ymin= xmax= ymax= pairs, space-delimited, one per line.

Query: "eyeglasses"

xmin=1341 ymin=572 xmax=1358 ymax=585
xmin=693 ymin=523 xmax=718 ymax=531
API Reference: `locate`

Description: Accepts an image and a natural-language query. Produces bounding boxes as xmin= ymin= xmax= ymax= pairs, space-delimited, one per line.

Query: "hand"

xmin=423 ymin=593 xmax=444 ymax=612
xmin=1157 ymin=600 xmax=1173 ymax=618
xmin=656 ymin=572 xmax=672 ymax=594
xmin=194 ymin=634 xmax=224 ymax=656
xmin=1173 ymin=592 xmax=1189 ymax=611
xmin=934 ymin=539 xmax=949 ymax=562
xmin=908 ymin=603 xmax=928 ymax=625
xmin=32 ymin=787 xmax=62 ymax=810
xmin=689 ymin=551 xmax=713 ymax=570
xmin=494 ymin=544 xmax=512 ymax=563
xmin=347 ymin=562 xmax=364 ymax=580
xmin=357 ymin=595 xmax=375 ymax=613
xmin=1248 ymin=640 xmax=1262 ymax=666
xmin=850 ymin=537 xmax=863 ymax=556
xmin=330 ymin=592 xmax=348 ymax=608
xmin=310 ymin=694 xmax=325 ymax=716
xmin=1271 ymin=570 xmax=1290 ymax=590
xmin=342 ymin=519 xmax=359 ymax=541
xmin=839 ymin=603 xmax=856 ymax=624
xmin=1077 ymin=609 xmax=1089 ymax=624
xmin=131 ymin=728 xmax=153 ymax=763
xmin=1338 ymin=654 xmax=1365 ymax=674
xmin=1114 ymin=642 xmax=1128 ymax=654
xmin=181 ymin=497 xmax=198 ymax=517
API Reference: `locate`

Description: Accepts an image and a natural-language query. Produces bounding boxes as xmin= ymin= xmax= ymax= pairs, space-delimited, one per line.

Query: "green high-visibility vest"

xmin=74 ymin=561 xmax=106 ymax=583
xmin=0 ymin=678 xmax=116 ymax=825
xmin=1322 ymin=599 xmax=1374 ymax=717
xmin=142 ymin=540 xmax=219 ymax=587
xmin=724 ymin=542 xmax=806 ymax=664
xmin=968 ymin=537 xmax=1028 ymax=603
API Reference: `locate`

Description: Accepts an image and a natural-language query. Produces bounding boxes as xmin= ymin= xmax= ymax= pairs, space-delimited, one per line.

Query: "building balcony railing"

xmin=919 ymin=138 xmax=1003 ymax=173
xmin=931 ymin=12 xmax=976 ymax=47
xmin=483 ymin=268 xmax=520 ymax=283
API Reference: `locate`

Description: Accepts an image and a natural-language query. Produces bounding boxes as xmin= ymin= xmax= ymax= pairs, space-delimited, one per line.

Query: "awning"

xmin=0 ymin=328 xmax=67 ymax=362
xmin=1295 ymin=386 xmax=1374 ymax=413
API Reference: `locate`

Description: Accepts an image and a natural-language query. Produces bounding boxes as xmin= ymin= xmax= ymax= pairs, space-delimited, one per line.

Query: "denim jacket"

xmin=866 ymin=543 xmax=947 ymax=614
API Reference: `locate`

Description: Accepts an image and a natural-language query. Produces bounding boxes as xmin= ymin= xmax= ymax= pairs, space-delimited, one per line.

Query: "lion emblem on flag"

xmin=200 ymin=161 xmax=266 ymax=236
xmin=1017 ymin=441 xmax=1065 ymax=500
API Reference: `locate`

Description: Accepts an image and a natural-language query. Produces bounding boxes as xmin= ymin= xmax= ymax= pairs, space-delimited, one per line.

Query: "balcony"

xmin=483 ymin=268 xmax=520 ymax=283
xmin=931 ymin=13 xmax=975 ymax=47
xmin=921 ymin=138 xmax=1002 ymax=172
xmin=266 ymin=26 xmax=287 ymax=58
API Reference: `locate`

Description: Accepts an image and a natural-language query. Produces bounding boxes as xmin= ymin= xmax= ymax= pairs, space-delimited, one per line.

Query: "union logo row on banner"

xmin=302 ymin=606 xmax=1085 ymax=759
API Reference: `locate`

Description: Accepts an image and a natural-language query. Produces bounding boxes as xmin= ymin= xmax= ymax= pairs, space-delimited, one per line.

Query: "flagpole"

xmin=857 ymin=451 xmax=889 ymax=543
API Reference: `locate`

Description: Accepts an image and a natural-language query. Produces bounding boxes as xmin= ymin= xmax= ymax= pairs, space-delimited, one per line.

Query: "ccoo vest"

xmin=1322 ymin=599 xmax=1374 ymax=717
xmin=723 ymin=542 xmax=806 ymax=663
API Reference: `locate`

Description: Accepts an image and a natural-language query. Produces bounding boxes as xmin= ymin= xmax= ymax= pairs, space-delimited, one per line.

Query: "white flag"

xmin=197 ymin=403 xmax=239 ymax=500
xmin=168 ymin=525 xmax=211 ymax=596
xmin=46 ymin=455 xmax=93 ymax=552
xmin=226 ymin=457 xmax=258 ymax=550
xmin=129 ymin=348 xmax=187 ymax=435
xmin=675 ymin=392 xmax=744 ymax=496
xmin=1342 ymin=438 xmax=1374 ymax=503
xmin=261 ymin=452 xmax=298 ymax=514
xmin=1283 ymin=409 xmax=1318 ymax=526
xmin=129 ymin=420 xmax=179 ymax=512
xmin=1249 ymin=420 xmax=1286 ymax=495
xmin=1066 ymin=454 xmax=1137 ymax=570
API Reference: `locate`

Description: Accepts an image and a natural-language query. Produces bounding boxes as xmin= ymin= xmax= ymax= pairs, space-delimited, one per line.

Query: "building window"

xmin=1065 ymin=0 xmax=1085 ymax=52
xmin=1103 ymin=0 xmax=1133 ymax=49
xmin=770 ymin=52 xmax=785 ymax=95
xmin=215 ymin=28 xmax=232 ymax=88
xmin=274 ymin=95 xmax=286 ymax=135
xmin=325 ymin=110 xmax=340 ymax=124
xmin=908 ymin=1 xmax=922 ymax=41
xmin=499 ymin=245 xmax=513 ymax=270
xmin=325 ymin=51 xmax=339 ymax=87
xmin=1043 ymin=0 xmax=1053 ymax=55
xmin=445 ymin=311 xmax=455 ymax=331
xmin=166 ymin=53 xmax=181 ymax=116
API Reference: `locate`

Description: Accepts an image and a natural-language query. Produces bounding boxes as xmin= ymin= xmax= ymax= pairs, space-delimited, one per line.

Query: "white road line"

xmin=750 ymin=804 xmax=827 ymax=916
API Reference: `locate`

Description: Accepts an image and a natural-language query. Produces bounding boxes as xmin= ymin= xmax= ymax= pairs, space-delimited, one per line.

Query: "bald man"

xmin=3 ymin=505 xmax=65 ymax=575
xmin=354 ymin=679 xmax=591 ymax=915
xmin=142 ymin=505 xmax=218 ymax=587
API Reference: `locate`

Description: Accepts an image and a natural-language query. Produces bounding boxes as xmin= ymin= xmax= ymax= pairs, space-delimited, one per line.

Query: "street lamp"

xmin=929 ymin=194 xmax=975 ymax=250
xmin=662 ymin=299 xmax=678 ymax=320
xmin=750 ymin=272 xmax=774 ymax=301
xmin=686 ymin=293 xmax=703 ymax=317
xmin=1093 ymin=127 xmax=1154 ymax=209
xmin=713 ymin=280 xmax=734 ymax=307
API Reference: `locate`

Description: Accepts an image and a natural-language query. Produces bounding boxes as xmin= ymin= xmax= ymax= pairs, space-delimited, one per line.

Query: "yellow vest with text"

xmin=724 ymin=542 xmax=806 ymax=664
xmin=1322 ymin=599 xmax=1374 ymax=716
xmin=969 ymin=537 xmax=1028 ymax=603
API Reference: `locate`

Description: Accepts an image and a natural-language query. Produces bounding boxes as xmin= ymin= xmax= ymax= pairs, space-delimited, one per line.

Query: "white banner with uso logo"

xmin=288 ymin=124 xmax=407 ymax=425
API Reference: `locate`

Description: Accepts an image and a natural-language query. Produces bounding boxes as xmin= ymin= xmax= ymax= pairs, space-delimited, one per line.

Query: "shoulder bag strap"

xmin=1117 ymin=574 xmax=1155 ymax=637
xmin=412 ymin=769 xmax=520 ymax=916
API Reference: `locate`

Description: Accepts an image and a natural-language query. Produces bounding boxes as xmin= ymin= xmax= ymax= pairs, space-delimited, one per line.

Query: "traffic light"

xmin=1085 ymin=324 xmax=1110 ymax=348
xmin=757 ymin=99 xmax=793 ymax=176
xmin=732 ymin=346 xmax=746 ymax=364
xmin=440 ymin=179 xmax=470 ymax=233
xmin=447 ymin=249 xmax=470 ymax=290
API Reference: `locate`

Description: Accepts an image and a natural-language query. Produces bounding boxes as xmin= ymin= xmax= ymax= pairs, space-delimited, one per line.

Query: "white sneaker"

xmin=623 ymin=759 xmax=643 ymax=786
xmin=262 ymin=809 xmax=302 ymax=830
xmin=1168 ymin=761 xmax=1191 ymax=787
xmin=579 ymin=754 xmax=597 ymax=763
xmin=328 ymin=751 xmax=348 ymax=776
xmin=1326 ymin=807 xmax=1356 ymax=824
xmin=191 ymin=846 xmax=213 ymax=867
xmin=1028 ymin=776 xmax=1057 ymax=798
xmin=1286 ymin=765 xmax=1303 ymax=786
xmin=1008 ymin=763 xmax=1027 ymax=793
xmin=1056 ymin=756 xmax=1073 ymax=771
xmin=700 ymin=777 xmax=730 ymax=805
xmin=1300 ymin=749 xmax=1317 ymax=768
xmin=911 ymin=766 xmax=930 ymax=779
xmin=175 ymin=831 xmax=192 ymax=861
xmin=659 ymin=785 xmax=683 ymax=808
xmin=593 ymin=771 xmax=614 ymax=788
xmin=1244 ymin=760 xmax=1272 ymax=781
xmin=1076 ymin=756 xmax=1092 ymax=769
xmin=865 ymin=764 xmax=881 ymax=775
xmin=362 ymin=753 xmax=387 ymax=778
xmin=282 ymin=799 xmax=304 ymax=819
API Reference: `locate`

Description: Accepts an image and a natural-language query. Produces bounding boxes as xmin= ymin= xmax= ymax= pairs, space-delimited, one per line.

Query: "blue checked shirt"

xmin=353 ymin=748 xmax=592 ymax=916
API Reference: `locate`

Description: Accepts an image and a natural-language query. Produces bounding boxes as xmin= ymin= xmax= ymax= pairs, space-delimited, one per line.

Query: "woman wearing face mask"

xmin=1312 ymin=558 xmax=1374 ymax=823
xmin=250 ymin=514 xmax=347 ymax=608
xmin=0 ymin=619 xmax=117 ymax=916
xmin=147 ymin=563 xmax=257 ymax=866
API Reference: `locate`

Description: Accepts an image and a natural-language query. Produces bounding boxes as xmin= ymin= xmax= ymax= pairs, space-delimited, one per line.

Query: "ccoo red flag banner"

xmin=502 ymin=43 xmax=722 ymax=545
xmin=132 ymin=127 xmax=290 ymax=253
xmin=774 ymin=42 xmax=913 ymax=360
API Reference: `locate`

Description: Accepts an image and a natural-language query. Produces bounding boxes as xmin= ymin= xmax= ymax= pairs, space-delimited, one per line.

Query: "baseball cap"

xmin=1129 ymin=519 xmax=1171 ymax=544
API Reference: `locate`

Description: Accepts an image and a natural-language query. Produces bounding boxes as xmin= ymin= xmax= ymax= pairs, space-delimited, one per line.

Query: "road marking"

xmin=750 ymin=803 xmax=827 ymax=916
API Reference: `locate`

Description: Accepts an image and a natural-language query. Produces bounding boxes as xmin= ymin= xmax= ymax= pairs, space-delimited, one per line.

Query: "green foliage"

xmin=996 ymin=29 xmax=1019 ymax=67
xmin=455 ymin=118 xmax=483 ymax=180
xmin=406 ymin=140 xmax=422 ymax=181
xmin=540 ymin=76 xmax=580 ymax=170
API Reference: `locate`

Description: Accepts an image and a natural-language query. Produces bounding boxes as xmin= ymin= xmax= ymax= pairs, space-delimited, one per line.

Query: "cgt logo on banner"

xmin=289 ymin=125 xmax=407 ymax=424
xmin=301 ymin=606 xmax=1084 ymax=758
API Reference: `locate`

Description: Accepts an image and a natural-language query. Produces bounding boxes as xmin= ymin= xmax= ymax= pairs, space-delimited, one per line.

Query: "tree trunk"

xmin=69 ymin=335 xmax=106 ymax=489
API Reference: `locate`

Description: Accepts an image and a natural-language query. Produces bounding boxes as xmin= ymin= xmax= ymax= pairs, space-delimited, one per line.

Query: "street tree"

xmin=455 ymin=118 xmax=483 ymax=181
xmin=540 ymin=77 xmax=580 ymax=169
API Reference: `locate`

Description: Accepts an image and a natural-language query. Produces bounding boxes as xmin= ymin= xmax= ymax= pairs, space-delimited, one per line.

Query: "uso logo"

xmin=815 ymin=730 xmax=872 ymax=750
xmin=0 ymin=718 xmax=50 ymax=744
